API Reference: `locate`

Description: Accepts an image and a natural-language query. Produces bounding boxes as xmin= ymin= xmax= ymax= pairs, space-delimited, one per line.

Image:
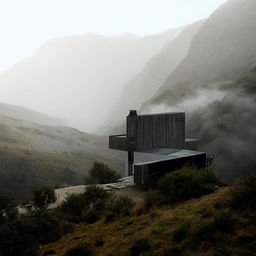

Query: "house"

xmin=109 ymin=110 xmax=207 ymax=185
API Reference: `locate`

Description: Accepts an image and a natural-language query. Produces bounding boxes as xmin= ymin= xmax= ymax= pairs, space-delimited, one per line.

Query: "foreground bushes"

xmin=60 ymin=185 xmax=134 ymax=221
xmin=228 ymin=174 xmax=256 ymax=210
xmin=157 ymin=167 xmax=224 ymax=201
xmin=0 ymin=212 xmax=73 ymax=256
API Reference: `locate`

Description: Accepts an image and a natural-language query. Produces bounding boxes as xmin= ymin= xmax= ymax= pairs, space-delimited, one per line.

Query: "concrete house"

xmin=109 ymin=110 xmax=207 ymax=185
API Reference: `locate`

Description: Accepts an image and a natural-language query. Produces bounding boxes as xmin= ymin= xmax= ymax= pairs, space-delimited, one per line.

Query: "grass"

xmin=39 ymin=187 xmax=256 ymax=256
xmin=0 ymin=143 xmax=121 ymax=201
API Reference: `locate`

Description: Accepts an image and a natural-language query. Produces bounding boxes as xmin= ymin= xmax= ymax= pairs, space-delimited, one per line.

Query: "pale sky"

xmin=0 ymin=0 xmax=228 ymax=72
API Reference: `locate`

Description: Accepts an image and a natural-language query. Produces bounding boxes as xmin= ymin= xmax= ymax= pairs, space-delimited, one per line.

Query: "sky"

xmin=0 ymin=0 xmax=228 ymax=72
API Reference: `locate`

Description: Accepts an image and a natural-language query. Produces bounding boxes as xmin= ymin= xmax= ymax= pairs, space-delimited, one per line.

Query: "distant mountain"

xmin=155 ymin=0 xmax=256 ymax=96
xmin=0 ymin=102 xmax=66 ymax=126
xmin=0 ymin=28 xmax=183 ymax=133
xmin=138 ymin=0 xmax=256 ymax=181
xmin=105 ymin=20 xmax=204 ymax=133
xmin=0 ymin=114 xmax=124 ymax=200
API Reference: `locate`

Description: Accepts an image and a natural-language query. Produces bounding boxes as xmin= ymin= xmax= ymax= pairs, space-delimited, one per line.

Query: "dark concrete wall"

xmin=134 ymin=153 xmax=206 ymax=185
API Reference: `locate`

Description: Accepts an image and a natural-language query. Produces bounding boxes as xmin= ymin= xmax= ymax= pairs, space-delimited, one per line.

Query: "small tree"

xmin=32 ymin=186 xmax=56 ymax=210
xmin=85 ymin=161 xmax=121 ymax=184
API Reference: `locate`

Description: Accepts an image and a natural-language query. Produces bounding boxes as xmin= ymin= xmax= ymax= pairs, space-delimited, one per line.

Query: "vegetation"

xmin=157 ymin=167 xmax=225 ymax=201
xmin=0 ymin=143 xmax=122 ymax=202
xmin=228 ymin=174 xmax=256 ymax=210
xmin=39 ymin=172 xmax=256 ymax=256
xmin=85 ymin=161 xmax=121 ymax=184
xmin=0 ymin=195 xmax=18 ymax=225
xmin=60 ymin=185 xmax=134 ymax=222
xmin=64 ymin=243 xmax=94 ymax=256
xmin=33 ymin=187 xmax=57 ymax=210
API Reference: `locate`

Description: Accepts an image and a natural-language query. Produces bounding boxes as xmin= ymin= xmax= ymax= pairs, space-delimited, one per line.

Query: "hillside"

xmin=40 ymin=187 xmax=256 ymax=256
xmin=0 ymin=102 xmax=66 ymax=126
xmin=0 ymin=114 xmax=124 ymax=200
xmin=105 ymin=20 xmax=204 ymax=133
xmin=156 ymin=0 xmax=256 ymax=95
xmin=138 ymin=0 xmax=256 ymax=181
xmin=0 ymin=28 xmax=182 ymax=133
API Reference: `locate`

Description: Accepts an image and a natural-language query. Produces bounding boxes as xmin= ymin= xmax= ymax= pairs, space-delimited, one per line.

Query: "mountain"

xmin=0 ymin=112 xmax=124 ymax=200
xmin=0 ymin=28 xmax=183 ymax=133
xmin=0 ymin=102 xmax=66 ymax=126
xmin=138 ymin=0 xmax=256 ymax=181
xmin=155 ymin=0 xmax=256 ymax=96
xmin=105 ymin=20 xmax=204 ymax=133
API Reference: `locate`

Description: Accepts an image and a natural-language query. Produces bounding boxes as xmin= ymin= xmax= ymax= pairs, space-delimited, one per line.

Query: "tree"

xmin=32 ymin=186 xmax=56 ymax=210
xmin=85 ymin=161 xmax=121 ymax=184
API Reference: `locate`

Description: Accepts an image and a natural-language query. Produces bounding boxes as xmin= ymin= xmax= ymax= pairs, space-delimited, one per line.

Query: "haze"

xmin=1 ymin=0 xmax=227 ymax=72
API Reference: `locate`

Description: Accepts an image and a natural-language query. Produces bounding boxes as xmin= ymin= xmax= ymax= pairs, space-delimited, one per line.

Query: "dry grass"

xmin=39 ymin=187 xmax=256 ymax=256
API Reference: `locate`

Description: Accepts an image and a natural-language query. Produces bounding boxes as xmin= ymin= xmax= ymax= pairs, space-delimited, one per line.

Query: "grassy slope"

xmin=40 ymin=188 xmax=256 ymax=256
xmin=0 ymin=143 xmax=121 ymax=201
xmin=0 ymin=114 xmax=123 ymax=200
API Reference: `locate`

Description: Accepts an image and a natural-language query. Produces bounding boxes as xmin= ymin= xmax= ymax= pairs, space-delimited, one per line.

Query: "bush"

xmin=157 ymin=167 xmax=224 ymax=201
xmin=61 ymin=193 xmax=87 ymax=216
xmin=33 ymin=186 xmax=56 ymax=210
xmin=65 ymin=242 xmax=94 ymax=256
xmin=0 ymin=219 xmax=39 ymax=256
xmin=130 ymin=238 xmax=150 ymax=256
xmin=85 ymin=161 xmax=121 ymax=184
xmin=228 ymin=174 xmax=256 ymax=210
xmin=83 ymin=185 xmax=113 ymax=211
xmin=109 ymin=196 xmax=134 ymax=216
xmin=0 ymin=195 xmax=18 ymax=225
xmin=60 ymin=186 xmax=114 ymax=220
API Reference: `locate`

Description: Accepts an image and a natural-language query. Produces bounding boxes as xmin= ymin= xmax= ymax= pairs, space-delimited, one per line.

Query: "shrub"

xmin=157 ymin=167 xmax=223 ymax=201
xmin=130 ymin=239 xmax=150 ymax=256
xmin=61 ymin=193 xmax=87 ymax=216
xmin=0 ymin=195 xmax=18 ymax=225
xmin=83 ymin=185 xmax=113 ymax=211
xmin=65 ymin=242 xmax=94 ymax=256
xmin=60 ymin=186 xmax=114 ymax=220
xmin=109 ymin=195 xmax=134 ymax=216
xmin=228 ymin=174 xmax=256 ymax=210
xmin=33 ymin=186 xmax=56 ymax=210
xmin=0 ymin=219 xmax=39 ymax=256
xmin=85 ymin=161 xmax=121 ymax=184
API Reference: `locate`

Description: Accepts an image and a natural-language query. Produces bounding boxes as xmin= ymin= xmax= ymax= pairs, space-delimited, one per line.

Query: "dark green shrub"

xmin=229 ymin=174 xmax=256 ymax=210
xmin=65 ymin=242 xmax=94 ymax=256
xmin=33 ymin=186 xmax=56 ymax=210
xmin=158 ymin=167 xmax=223 ymax=201
xmin=130 ymin=239 xmax=150 ymax=256
xmin=83 ymin=208 xmax=99 ymax=223
xmin=85 ymin=161 xmax=121 ymax=184
xmin=109 ymin=196 xmax=134 ymax=216
xmin=0 ymin=195 xmax=18 ymax=225
xmin=0 ymin=219 xmax=39 ymax=256
xmin=61 ymin=186 xmax=114 ymax=220
xmin=83 ymin=185 xmax=113 ymax=211
xmin=60 ymin=193 xmax=87 ymax=216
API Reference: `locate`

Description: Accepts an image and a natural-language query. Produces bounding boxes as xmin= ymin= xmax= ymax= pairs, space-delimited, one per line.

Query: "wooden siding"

xmin=127 ymin=113 xmax=185 ymax=150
